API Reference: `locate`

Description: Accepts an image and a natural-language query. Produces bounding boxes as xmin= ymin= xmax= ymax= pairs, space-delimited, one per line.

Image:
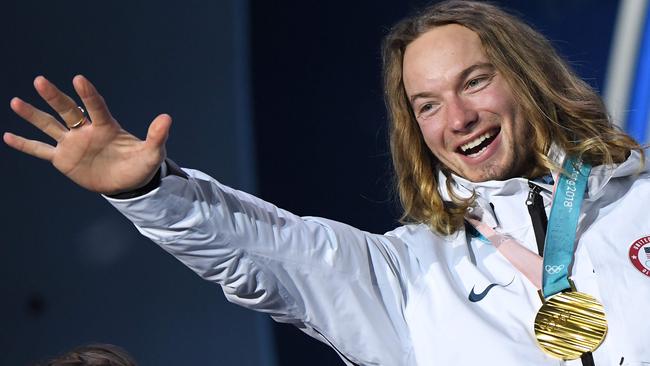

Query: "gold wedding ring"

xmin=69 ymin=106 xmax=87 ymax=129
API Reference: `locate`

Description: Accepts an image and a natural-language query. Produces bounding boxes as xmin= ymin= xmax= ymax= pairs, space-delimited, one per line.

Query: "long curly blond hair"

xmin=382 ymin=0 xmax=643 ymax=235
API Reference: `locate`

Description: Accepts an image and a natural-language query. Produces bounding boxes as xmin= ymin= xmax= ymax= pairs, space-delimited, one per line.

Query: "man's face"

xmin=402 ymin=24 xmax=532 ymax=182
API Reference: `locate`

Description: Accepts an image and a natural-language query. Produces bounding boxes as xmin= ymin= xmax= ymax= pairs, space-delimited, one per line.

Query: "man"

xmin=5 ymin=1 xmax=649 ymax=365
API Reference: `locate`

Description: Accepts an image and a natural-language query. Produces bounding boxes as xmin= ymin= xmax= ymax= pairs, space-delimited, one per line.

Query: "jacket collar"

xmin=438 ymin=146 xmax=647 ymax=228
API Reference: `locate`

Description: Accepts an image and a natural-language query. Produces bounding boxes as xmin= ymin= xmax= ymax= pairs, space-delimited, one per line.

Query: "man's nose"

xmin=447 ymin=97 xmax=478 ymax=132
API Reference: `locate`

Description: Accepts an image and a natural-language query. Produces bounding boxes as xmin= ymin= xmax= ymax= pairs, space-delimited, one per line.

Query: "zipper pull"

xmin=526 ymin=182 xmax=542 ymax=206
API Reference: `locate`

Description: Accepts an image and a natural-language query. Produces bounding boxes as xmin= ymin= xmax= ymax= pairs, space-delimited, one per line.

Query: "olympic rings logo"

xmin=545 ymin=265 xmax=565 ymax=274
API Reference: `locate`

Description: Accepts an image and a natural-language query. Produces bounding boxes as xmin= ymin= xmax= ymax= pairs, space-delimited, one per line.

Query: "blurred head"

xmin=39 ymin=344 xmax=137 ymax=366
xmin=383 ymin=0 xmax=640 ymax=234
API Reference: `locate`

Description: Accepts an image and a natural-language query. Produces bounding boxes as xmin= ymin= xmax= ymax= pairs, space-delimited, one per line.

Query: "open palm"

xmin=4 ymin=75 xmax=171 ymax=195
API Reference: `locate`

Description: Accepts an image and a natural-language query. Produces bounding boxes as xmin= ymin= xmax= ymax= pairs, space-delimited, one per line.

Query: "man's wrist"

xmin=106 ymin=159 xmax=188 ymax=199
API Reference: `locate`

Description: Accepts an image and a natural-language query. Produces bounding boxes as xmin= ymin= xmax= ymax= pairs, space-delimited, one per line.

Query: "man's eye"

xmin=418 ymin=103 xmax=436 ymax=116
xmin=467 ymin=78 xmax=484 ymax=88
xmin=466 ymin=75 xmax=492 ymax=90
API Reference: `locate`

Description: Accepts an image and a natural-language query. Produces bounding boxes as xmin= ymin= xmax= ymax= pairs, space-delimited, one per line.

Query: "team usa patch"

xmin=629 ymin=236 xmax=650 ymax=277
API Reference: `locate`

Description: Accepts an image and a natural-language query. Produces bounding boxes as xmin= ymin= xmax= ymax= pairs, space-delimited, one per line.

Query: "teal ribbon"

xmin=542 ymin=157 xmax=591 ymax=298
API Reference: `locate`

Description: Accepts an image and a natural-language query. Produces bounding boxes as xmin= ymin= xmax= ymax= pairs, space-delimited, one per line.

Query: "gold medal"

xmin=534 ymin=291 xmax=608 ymax=360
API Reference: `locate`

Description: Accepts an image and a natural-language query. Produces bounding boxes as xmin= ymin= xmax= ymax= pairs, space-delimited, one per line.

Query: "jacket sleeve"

xmin=106 ymin=167 xmax=414 ymax=365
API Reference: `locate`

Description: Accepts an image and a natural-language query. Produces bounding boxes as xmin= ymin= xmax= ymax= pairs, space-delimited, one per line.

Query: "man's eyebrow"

xmin=408 ymin=62 xmax=495 ymax=104
xmin=458 ymin=63 xmax=495 ymax=83
xmin=409 ymin=91 xmax=437 ymax=105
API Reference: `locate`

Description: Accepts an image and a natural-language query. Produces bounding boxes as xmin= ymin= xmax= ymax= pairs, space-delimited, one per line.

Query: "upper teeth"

xmin=461 ymin=132 xmax=493 ymax=152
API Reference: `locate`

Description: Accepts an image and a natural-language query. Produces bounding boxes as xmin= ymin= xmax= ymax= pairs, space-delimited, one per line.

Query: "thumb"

xmin=145 ymin=113 xmax=172 ymax=149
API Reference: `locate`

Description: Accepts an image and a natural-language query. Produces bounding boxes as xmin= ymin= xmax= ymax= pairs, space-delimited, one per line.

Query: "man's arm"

xmin=107 ymin=167 xmax=415 ymax=365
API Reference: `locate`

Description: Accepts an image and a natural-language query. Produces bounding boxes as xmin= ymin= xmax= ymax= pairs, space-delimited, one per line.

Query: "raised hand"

xmin=4 ymin=75 xmax=172 ymax=195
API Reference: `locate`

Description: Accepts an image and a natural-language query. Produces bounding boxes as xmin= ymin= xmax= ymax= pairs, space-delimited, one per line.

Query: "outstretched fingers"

xmin=3 ymin=132 xmax=55 ymax=161
xmin=72 ymin=75 xmax=114 ymax=126
xmin=33 ymin=76 xmax=85 ymax=128
xmin=10 ymin=97 xmax=67 ymax=142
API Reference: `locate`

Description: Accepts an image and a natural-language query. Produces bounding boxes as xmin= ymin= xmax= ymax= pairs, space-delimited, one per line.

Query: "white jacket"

xmin=107 ymin=151 xmax=650 ymax=366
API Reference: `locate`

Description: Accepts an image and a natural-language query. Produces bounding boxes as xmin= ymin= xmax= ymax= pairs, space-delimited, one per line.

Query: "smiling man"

xmin=4 ymin=1 xmax=650 ymax=365
xmin=402 ymin=24 xmax=532 ymax=182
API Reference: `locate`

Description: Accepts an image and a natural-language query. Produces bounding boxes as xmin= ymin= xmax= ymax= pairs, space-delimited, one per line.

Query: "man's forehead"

xmin=402 ymin=24 xmax=489 ymax=93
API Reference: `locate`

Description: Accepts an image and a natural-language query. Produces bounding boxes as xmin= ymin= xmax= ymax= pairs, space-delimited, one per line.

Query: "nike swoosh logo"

xmin=468 ymin=278 xmax=514 ymax=303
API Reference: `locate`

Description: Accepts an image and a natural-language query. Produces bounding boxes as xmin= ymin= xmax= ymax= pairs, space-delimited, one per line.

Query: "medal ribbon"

xmin=466 ymin=218 xmax=543 ymax=288
xmin=542 ymin=157 xmax=591 ymax=298
xmin=465 ymin=157 xmax=590 ymax=294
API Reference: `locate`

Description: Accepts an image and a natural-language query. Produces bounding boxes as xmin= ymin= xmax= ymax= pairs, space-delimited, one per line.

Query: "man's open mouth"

xmin=457 ymin=128 xmax=500 ymax=157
